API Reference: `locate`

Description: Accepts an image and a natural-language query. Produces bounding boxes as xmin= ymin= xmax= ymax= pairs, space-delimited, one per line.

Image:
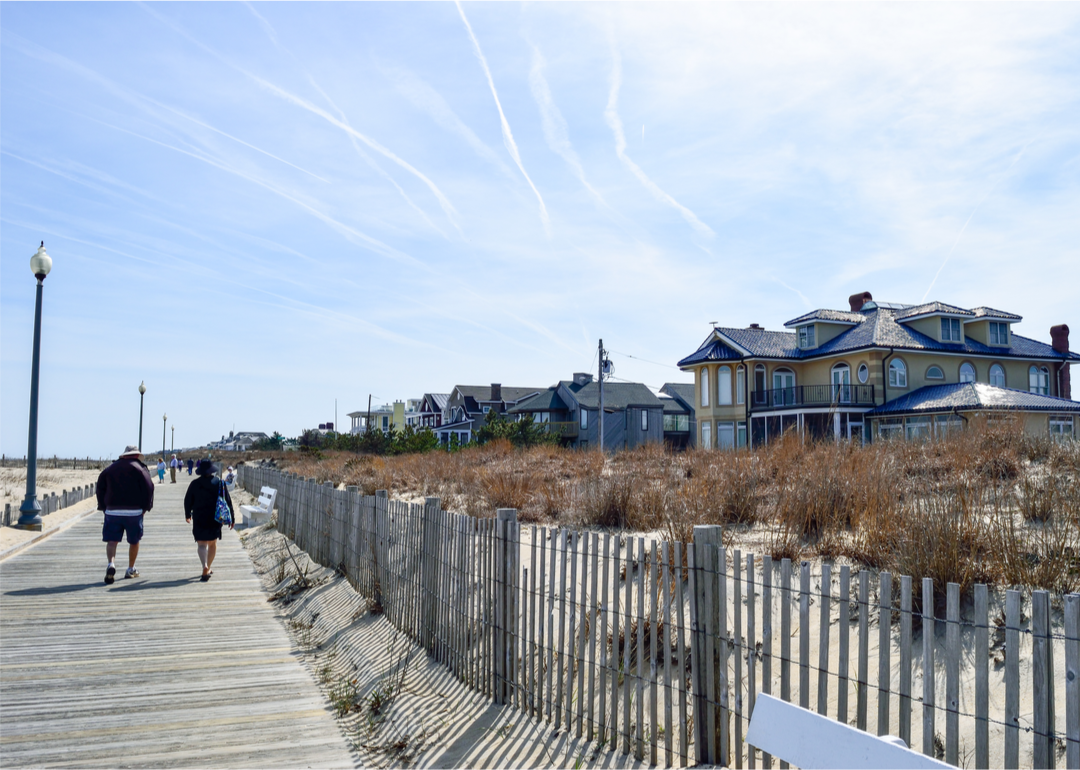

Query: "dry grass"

xmin=268 ymin=420 xmax=1080 ymax=595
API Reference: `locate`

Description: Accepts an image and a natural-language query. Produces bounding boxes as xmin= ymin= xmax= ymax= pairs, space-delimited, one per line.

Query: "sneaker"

xmin=125 ymin=567 xmax=139 ymax=579
xmin=105 ymin=565 xmax=116 ymax=585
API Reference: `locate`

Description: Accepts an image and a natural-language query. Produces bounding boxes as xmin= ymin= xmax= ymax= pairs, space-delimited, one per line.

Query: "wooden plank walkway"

xmin=0 ymin=475 xmax=360 ymax=769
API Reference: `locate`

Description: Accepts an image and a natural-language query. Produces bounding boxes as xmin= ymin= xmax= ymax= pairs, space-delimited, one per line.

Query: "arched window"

xmin=959 ymin=362 xmax=976 ymax=383
xmin=831 ymin=363 xmax=851 ymax=403
xmin=1029 ymin=365 xmax=1049 ymax=395
xmin=773 ymin=367 xmax=795 ymax=406
xmin=754 ymin=364 xmax=766 ymax=401
xmin=889 ymin=359 xmax=907 ymax=388
xmin=926 ymin=365 xmax=944 ymax=380
xmin=990 ymin=363 xmax=1005 ymax=388
xmin=718 ymin=365 xmax=732 ymax=405
xmin=700 ymin=368 xmax=710 ymax=407
xmin=736 ymin=365 xmax=746 ymax=405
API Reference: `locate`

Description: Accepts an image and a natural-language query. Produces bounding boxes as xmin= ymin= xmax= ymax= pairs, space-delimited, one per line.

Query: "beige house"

xmin=677 ymin=292 xmax=1079 ymax=447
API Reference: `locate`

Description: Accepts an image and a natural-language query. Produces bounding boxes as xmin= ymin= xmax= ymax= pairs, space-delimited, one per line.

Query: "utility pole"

xmin=366 ymin=394 xmax=372 ymax=435
xmin=598 ymin=339 xmax=607 ymax=453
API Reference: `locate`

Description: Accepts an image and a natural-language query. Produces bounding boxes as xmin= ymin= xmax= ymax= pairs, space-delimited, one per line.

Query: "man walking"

xmin=96 ymin=445 xmax=154 ymax=584
xmin=169 ymin=454 xmax=179 ymax=484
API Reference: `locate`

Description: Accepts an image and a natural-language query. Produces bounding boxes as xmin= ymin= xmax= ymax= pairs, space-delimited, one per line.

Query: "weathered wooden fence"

xmin=0 ymin=456 xmax=106 ymax=470
xmin=2 ymin=483 xmax=97 ymax=527
xmin=239 ymin=464 xmax=1079 ymax=770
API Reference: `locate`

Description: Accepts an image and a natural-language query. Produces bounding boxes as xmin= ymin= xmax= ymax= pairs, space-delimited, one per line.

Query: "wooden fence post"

xmin=692 ymin=524 xmax=723 ymax=766
xmin=1064 ymin=593 xmax=1079 ymax=770
xmin=421 ymin=497 xmax=441 ymax=653
xmin=1032 ymin=590 xmax=1055 ymax=770
xmin=495 ymin=508 xmax=517 ymax=705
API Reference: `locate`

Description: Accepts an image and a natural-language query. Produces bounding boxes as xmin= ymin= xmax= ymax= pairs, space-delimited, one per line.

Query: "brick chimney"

xmin=849 ymin=291 xmax=873 ymax=312
xmin=1051 ymin=325 xmax=1070 ymax=399
xmin=490 ymin=383 xmax=502 ymax=402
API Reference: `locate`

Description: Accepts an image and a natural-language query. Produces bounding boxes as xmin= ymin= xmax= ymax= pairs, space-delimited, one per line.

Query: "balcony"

xmin=542 ymin=421 xmax=579 ymax=438
xmin=751 ymin=384 xmax=875 ymax=412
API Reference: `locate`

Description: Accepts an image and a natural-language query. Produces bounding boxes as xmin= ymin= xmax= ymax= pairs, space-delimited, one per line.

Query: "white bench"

xmin=240 ymin=486 xmax=277 ymax=527
xmin=746 ymin=693 xmax=953 ymax=769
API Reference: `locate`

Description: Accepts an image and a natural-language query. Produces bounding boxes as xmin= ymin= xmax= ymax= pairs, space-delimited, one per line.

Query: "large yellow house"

xmin=677 ymin=292 xmax=1079 ymax=447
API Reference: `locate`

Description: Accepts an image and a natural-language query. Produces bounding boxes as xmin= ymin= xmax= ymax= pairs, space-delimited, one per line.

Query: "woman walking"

xmin=156 ymin=458 xmax=166 ymax=484
xmin=183 ymin=459 xmax=234 ymax=581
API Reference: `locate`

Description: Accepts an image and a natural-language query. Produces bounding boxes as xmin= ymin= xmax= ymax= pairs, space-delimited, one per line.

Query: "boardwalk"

xmin=0 ymin=474 xmax=359 ymax=769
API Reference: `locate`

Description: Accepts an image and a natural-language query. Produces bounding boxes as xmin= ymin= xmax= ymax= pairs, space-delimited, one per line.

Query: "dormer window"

xmin=989 ymin=322 xmax=1009 ymax=345
xmin=798 ymin=325 xmax=816 ymax=348
xmin=941 ymin=318 xmax=962 ymax=342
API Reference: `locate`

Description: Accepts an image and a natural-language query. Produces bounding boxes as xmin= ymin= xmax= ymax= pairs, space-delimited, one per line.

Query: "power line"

xmin=610 ymin=349 xmax=682 ymax=371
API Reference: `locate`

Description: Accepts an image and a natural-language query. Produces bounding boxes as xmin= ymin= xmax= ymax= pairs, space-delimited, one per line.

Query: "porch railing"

xmin=751 ymin=384 xmax=875 ymax=411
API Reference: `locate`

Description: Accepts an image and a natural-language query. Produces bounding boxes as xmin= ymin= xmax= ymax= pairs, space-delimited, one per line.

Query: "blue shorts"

xmin=102 ymin=514 xmax=144 ymax=544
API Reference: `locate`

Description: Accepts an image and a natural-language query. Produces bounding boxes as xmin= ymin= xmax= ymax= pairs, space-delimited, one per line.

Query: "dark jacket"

xmin=184 ymin=475 xmax=234 ymax=528
xmin=96 ymin=457 xmax=155 ymax=512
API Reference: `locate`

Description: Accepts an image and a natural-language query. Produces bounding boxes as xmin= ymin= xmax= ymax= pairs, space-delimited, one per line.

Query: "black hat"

xmin=195 ymin=459 xmax=216 ymax=476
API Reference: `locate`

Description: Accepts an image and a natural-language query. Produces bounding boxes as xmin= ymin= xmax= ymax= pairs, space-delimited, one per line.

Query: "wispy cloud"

xmin=455 ymin=0 xmax=551 ymax=234
xmin=528 ymin=44 xmax=608 ymax=209
xmin=604 ymin=31 xmax=715 ymax=239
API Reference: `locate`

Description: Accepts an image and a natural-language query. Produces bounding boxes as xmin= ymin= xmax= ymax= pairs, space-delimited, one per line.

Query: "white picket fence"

xmin=239 ymin=464 xmax=1079 ymax=769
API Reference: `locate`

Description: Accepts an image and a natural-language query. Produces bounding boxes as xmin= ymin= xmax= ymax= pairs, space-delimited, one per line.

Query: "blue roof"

xmin=679 ymin=306 xmax=1079 ymax=364
xmin=867 ymin=383 xmax=1080 ymax=416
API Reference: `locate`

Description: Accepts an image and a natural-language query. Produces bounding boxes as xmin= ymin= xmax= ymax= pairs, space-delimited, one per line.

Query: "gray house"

xmin=659 ymin=382 xmax=697 ymax=449
xmin=438 ymin=383 xmax=545 ymax=445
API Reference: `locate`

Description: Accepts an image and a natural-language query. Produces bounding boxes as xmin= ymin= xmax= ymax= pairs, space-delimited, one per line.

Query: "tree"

xmin=475 ymin=410 xmax=559 ymax=448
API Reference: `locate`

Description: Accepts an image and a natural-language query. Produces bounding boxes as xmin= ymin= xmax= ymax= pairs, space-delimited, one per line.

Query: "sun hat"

xmin=119 ymin=445 xmax=142 ymax=457
xmin=195 ymin=459 xmax=216 ymax=476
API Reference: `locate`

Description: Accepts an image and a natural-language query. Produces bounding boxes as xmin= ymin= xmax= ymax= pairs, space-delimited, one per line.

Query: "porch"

xmin=751 ymin=384 xmax=875 ymax=411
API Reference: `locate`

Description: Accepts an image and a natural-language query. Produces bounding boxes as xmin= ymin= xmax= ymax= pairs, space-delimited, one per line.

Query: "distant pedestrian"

xmin=224 ymin=465 xmax=236 ymax=489
xmin=156 ymin=459 xmax=166 ymax=484
xmin=184 ymin=459 xmax=234 ymax=581
xmin=186 ymin=458 xmax=194 ymax=476
xmin=96 ymin=445 xmax=154 ymax=584
xmin=169 ymin=454 xmax=179 ymax=483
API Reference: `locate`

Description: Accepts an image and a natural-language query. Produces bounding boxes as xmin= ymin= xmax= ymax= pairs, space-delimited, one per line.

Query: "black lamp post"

xmin=17 ymin=243 xmax=53 ymax=531
xmin=162 ymin=413 xmax=167 ymax=460
xmin=138 ymin=381 xmax=146 ymax=452
xmin=171 ymin=425 xmax=175 ymax=453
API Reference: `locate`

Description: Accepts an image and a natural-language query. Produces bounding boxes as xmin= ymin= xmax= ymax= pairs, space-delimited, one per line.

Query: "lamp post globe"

xmin=17 ymin=243 xmax=52 ymax=531
xmin=171 ymin=425 xmax=175 ymax=452
xmin=138 ymin=381 xmax=146 ymax=452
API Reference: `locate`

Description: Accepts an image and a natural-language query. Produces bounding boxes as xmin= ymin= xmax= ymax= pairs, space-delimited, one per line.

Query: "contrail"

xmin=456 ymin=0 xmax=551 ymax=235
xmin=528 ymin=44 xmax=608 ymax=210
xmin=922 ymin=140 xmax=1032 ymax=302
xmin=605 ymin=33 xmax=714 ymax=239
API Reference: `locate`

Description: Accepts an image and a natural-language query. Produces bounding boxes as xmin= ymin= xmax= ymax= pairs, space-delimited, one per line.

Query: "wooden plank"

xmin=528 ymin=526 xmax=538 ymax=715
xmin=688 ymin=542 xmax=703 ymax=764
xmin=588 ymin=532 xmax=600 ymax=742
xmin=650 ymin=539 xmax=659 ymax=766
xmin=576 ymin=532 xmax=589 ymax=738
xmin=556 ymin=528 xmax=569 ymax=727
xmin=857 ymin=570 xmax=869 ymax=732
xmin=762 ymin=556 xmax=774 ymax=770
xmin=675 ymin=541 xmax=688 ymax=767
xmin=817 ymin=563 xmax=831 ymax=717
xmin=716 ymin=542 xmax=727 ymax=766
xmin=735 ymin=550 xmax=745 ymax=768
xmin=636 ymin=536 xmax=646 ymax=761
xmin=1064 ymin=593 xmax=1079 ymax=770
xmin=945 ymin=582 xmax=959 ymax=765
xmin=878 ymin=572 xmax=892 ymax=736
xmin=623 ymin=535 xmax=634 ymax=755
xmin=922 ymin=577 xmax=935 ymax=758
xmin=1032 ymin=589 xmax=1054 ymax=770
xmin=1004 ymin=589 xmax=1020 ymax=769
xmin=799 ymin=561 xmax=810 ymax=711
xmin=899 ymin=574 xmax=912 ymax=748
xmin=538 ymin=526 xmax=548 ymax=720
xmin=974 ymin=583 xmax=989 ymax=770
xmin=611 ymin=534 xmax=622 ymax=744
xmin=747 ymin=553 xmax=757 ymax=770
xmin=779 ymin=558 xmax=791 ymax=770
xmin=599 ymin=532 xmax=611 ymax=745
xmin=662 ymin=541 xmax=673 ymax=768
xmin=566 ymin=530 xmax=579 ymax=733
xmin=838 ymin=565 xmax=850 ymax=728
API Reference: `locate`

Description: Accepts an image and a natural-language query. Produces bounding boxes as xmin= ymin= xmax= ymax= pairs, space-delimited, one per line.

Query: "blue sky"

xmin=3 ymin=2 xmax=1079 ymax=458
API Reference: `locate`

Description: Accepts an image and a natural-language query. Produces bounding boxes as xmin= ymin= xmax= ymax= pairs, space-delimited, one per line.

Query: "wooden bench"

xmin=746 ymin=693 xmax=953 ymax=769
xmin=240 ymin=486 xmax=277 ymax=527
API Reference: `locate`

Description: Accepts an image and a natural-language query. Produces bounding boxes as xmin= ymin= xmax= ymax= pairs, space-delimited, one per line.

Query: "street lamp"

xmin=162 ymin=413 xmax=167 ymax=460
xmin=17 ymin=242 xmax=53 ymax=531
xmin=138 ymin=381 xmax=146 ymax=452
xmin=171 ymin=425 xmax=175 ymax=453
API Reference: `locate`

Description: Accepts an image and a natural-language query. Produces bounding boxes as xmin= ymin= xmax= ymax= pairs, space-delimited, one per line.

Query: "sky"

xmin=2 ymin=2 xmax=1079 ymax=459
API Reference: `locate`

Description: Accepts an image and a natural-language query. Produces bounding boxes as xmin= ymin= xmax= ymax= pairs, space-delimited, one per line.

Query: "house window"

xmin=641 ymin=410 xmax=649 ymax=431
xmin=798 ymin=325 xmax=815 ymax=348
xmin=1029 ymin=366 xmax=1049 ymax=395
xmin=1050 ymin=415 xmax=1074 ymax=441
xmin=381 ymin=415 xmax=390 ymax=430
xmin=989 ymin=322 xmax=1009 ymax=345
xmin=717 ymin=422 xmax=735 ymax=449
xmin=889 ymin=359 xmax=907 ymax=388
xmin=990 ymin=364 xmax=1005 ymax=388
xmin=701 ymin=368 xmax=710 ymax=407
xmin=926 ymin=365 xmax=944 ymax=380
xmin=858 ymin=363 xmax=869 ymax=384
xmin=831 ymin=363 xmax=851 ymax=403
xmin=936 ymin=414 xmax=963 ymax=437
xmin=941 ymin=318 xmax=962 ymax=342
xmin=959 ymin=362 xmax=976 ymax=383
xmin=773 ymin=368 xmax=795 ymax=406
xmin=736 ymin=365 xmax=746 ymax=405
xmin=482 ymin=405 xmax=491 ymax=413
xmin=737 ymin=421 xmax=747 ymax=448
xmin=701 ymin=422 xmax=711 ymax=450
xmin=878 ymin=418 xmax=903 ymax=440
xmin=905 ymin=416 xmax=932 ymax=441
xmin=580 ymin=409 xmax=589 ymax=429
xmin=718 ymin=366 xmax=732 ymax=405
